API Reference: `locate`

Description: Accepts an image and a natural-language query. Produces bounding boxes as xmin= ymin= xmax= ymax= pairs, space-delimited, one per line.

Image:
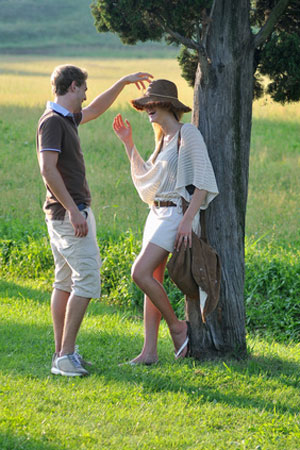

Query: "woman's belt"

xmin=153 ymin=200 xmax=176 ymax=208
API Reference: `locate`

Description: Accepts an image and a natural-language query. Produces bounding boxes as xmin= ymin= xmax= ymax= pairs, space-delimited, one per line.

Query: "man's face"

xmin=74 ymin=81 xmax=87 ymax=112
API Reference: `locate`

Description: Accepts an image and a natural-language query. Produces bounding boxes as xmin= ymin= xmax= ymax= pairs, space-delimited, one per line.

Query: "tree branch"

xmin=201 ymin=0 xmax=217 ymax=50
xmin=253 ymin=0 xmax=291 ymax=48
xmin=155 ymin=16 xmax=201 ymax=51
xmin=165 ymin=25 xmax=201 ymax=50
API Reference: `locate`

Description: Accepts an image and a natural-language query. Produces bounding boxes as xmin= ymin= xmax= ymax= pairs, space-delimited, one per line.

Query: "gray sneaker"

xmin=51 ymin=353 xmax=60 ymax=375
xmin=74 ymin=345 xmax=93 ymax=368
xmin=54 ymin=353 xmax=89 ymax=377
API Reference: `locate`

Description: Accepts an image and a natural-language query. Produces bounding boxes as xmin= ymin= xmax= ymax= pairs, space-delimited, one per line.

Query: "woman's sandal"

xmin=174 ymin=321 xmax=190 ymax=359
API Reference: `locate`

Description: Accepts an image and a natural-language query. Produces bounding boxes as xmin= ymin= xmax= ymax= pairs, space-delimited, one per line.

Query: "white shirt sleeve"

xmin=130 ymin=146 xmax=162 ymax=204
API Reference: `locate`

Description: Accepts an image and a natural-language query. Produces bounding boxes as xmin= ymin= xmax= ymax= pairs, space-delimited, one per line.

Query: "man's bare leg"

xmin=51 ymin=288 xmax=70 ymax=354
xmin=60 ymin=293 xmax=90 ymax=356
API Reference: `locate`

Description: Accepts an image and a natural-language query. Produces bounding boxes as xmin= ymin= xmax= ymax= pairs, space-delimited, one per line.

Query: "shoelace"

xmin=69 ymin=353 xmax=82 ymax=368
xmin=74 ymin=345 xmax=92 ymax=367
xmin=74 ymin=345 xmax=83 ymax=360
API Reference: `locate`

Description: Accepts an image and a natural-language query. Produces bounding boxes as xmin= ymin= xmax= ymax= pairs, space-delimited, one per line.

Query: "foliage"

xmin=92 ymin=0 xmax=300 ymax=103
xmin=258 ymin=31 xmax=300 ymax=103
xmin=177 ymin=47 xmax=198 ymax=88
xmin=99 ymin=231 xmax=144 ymax=310
xmin=1 ymin=226 xmax=299 ymax=341
xmin=245 ymin=237 xmax=300 ymax=341
xmin=252 ymin=0 xmax=300 ymax=33
xmin=245 ymin=0 xmax=300 ymax=102
xmin=0 ymin=227 xmax=185 ymax=317
xmin=91 ymin=0 xmax=210 ymax=45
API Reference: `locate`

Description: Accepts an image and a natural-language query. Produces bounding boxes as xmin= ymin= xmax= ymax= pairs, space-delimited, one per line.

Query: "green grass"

xmin=1 ymin=104 xmax=299 ymax=243
xmin=0 ymin=56 xmax=192 ymax=235
xmin=1 ymin=278 xmax=300 ymax=450
xmin=1 ymin=56 xmax=300 ymax=449
xmin=247 ymin=117 xmax=300 ymax=244
xmin=0 ymin=57 xmax=299 ymax=242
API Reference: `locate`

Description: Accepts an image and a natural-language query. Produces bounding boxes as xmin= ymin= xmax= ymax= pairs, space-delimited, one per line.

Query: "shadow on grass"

xmin=91 ymin=328 xmax=300 ymax=416
xmin=0 ymin=279 xmax=120 ymax=318
xmin=236 ymin=353 xmax=300 ymax=390
xmin=1 ymin=279 xmax=299 ymax=417
xmin=0 ymin=431 xmax=65 ymax=450
xmin=0 ymin=279 xmax=50 ymax=303
xmin=1 ymin=313 xmax=299 ymax=417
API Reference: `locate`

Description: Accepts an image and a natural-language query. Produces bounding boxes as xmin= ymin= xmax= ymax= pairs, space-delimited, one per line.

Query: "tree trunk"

xmin=186 ymin=0 xmax=254 ymax=359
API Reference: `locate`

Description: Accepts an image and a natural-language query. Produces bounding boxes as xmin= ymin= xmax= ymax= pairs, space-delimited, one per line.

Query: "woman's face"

xmin=145 ymin=106 xmax=172 ymax=124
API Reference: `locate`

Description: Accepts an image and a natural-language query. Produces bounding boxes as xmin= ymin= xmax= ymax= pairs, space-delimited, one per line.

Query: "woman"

xmin=113 ymin=79 xmax=218 ymax=364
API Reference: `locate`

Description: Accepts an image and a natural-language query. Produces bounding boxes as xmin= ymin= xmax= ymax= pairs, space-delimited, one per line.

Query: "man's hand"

xmin=121 ymin=72 xmax=153 ymax=90
xmin=69 ymin=209 xmax=88 ymax=237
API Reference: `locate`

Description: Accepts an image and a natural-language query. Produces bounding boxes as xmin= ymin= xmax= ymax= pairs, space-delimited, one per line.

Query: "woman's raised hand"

xmin=113 ymin=113 xmax=133 ymax=146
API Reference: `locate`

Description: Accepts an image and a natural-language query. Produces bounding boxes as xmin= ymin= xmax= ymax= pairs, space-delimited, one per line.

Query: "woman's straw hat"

xmin=131 ymin=79 xmax=191 ymax=113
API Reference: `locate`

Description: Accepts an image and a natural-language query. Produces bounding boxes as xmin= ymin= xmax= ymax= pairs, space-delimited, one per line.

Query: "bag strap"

xmin=177 ymin=130 xmax=207 ymax=242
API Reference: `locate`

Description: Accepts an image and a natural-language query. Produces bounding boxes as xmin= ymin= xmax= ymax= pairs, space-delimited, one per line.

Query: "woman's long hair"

xmin=150 ymin=109 xmax=184 ymax=163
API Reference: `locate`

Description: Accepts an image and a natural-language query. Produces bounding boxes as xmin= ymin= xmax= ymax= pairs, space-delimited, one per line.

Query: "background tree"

xmin=91 ymin=0 xmax=300 ymax=359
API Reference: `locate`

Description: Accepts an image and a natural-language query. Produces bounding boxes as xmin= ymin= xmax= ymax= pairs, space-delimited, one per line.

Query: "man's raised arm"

xmin=81 ymin=72 xmax=153 ymax=124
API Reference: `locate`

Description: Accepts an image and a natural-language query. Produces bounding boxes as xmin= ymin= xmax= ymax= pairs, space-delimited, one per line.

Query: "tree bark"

xmin=186 ymin=0 xmax=254 ymax=359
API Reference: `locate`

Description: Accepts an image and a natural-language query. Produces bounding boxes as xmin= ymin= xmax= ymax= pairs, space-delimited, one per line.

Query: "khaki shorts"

xmin=46 ymin=207 xmax=101 ymax=299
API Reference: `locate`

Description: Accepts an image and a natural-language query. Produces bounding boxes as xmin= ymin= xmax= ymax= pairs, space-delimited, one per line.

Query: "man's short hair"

xmin=51 ymin=65 xmax=88 ymax=96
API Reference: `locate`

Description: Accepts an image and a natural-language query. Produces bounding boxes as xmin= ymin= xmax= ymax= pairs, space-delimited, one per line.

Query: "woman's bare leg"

xmin=131 ymin=243 xmax=188 ymax=358
xmin=130 ymin=258 xmax=166 ymax=364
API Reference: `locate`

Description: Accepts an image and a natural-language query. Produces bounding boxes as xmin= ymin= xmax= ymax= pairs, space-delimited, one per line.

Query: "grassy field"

xmin=0 ymin=0 xmax=177 ymax=58
xmin=1 ymin=277 xmax=300 ymax=450
xmin=0 ymin=56 xmax=299 ymax=242
xmin=1 ymin=56 xmax=300 ymax=449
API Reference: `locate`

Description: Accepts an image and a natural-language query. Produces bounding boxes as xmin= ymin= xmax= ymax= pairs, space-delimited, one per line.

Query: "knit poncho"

xmin=131 ymin=123 xmax=219 ymax=208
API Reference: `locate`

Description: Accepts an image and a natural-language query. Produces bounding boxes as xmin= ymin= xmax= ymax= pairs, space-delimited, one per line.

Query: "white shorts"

xmin=142 ymin=203 xmax=200 ymax=253
xmin=46 ymin=207 xmax=101 ymax=299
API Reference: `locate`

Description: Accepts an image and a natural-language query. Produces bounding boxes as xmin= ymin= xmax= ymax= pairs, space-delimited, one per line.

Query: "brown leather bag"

xmin=166 ymin=132 xmax=221 ymax=322
xmin=167 ymin=203 xmax=221 ymax=322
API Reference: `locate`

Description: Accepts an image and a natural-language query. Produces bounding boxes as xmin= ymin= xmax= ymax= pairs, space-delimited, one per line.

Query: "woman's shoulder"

xmin=181 ymin=122 xmax=201 ymax=137
xmin=181 ymin=123 xmax=204 ymax=145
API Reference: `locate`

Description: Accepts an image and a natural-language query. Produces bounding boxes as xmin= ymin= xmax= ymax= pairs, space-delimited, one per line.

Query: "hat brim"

xmin=131 ymin=95 xmax=191 ymax=113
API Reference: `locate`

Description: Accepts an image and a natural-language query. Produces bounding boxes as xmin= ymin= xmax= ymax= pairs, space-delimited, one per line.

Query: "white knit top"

xmin=130 ymin=123 xmax=219 ymax=209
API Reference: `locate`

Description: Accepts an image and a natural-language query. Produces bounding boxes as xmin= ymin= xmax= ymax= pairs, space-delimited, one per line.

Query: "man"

xmin=36 ymin=65 xmax=152 ymax=377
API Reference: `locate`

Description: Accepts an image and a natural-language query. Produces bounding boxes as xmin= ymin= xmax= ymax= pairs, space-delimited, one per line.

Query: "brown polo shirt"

xmin=36 ymin=107 xmax=91 ymax=219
